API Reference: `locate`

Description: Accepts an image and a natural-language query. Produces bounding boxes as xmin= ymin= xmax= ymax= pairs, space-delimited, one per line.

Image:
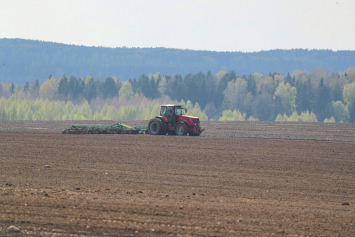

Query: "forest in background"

xmin=1 ymin=67 xmax=355 ymax=122
xmin=1 ymin=38 xmax=355 ymax=84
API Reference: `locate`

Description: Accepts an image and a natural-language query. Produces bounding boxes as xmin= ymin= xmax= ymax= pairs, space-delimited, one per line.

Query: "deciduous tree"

xmin=39 ymin=77 xmax=56 ymax=100
xmin=119 ymin=81 xmax=134 ymax=100
xmin=274 ymin=82 xmax=297 ymax=116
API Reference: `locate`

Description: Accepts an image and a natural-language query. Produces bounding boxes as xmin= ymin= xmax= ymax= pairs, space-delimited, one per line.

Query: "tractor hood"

xmin=180 ymin=115 xmax=199 ymax=119
xmin=178 ymin=115 xmax=199 ymax=120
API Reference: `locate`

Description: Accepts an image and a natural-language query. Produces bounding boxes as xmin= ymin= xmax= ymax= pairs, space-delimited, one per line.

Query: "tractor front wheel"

xmin=175 ymin=123 xmax=188 ymax=136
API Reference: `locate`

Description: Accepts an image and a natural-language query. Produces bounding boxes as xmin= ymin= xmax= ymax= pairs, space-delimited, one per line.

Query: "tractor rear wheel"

xmin=175 ymin=123 xmax=188 ymax=136
xmin=148 ymin=118 xmax=163 ymax=135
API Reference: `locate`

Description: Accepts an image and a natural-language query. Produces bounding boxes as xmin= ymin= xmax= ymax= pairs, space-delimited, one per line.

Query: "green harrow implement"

xmin=62 ymin=123 xmax=148 ymax=134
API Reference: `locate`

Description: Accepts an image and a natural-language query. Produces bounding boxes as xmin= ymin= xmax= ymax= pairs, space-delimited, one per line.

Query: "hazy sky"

xmin=0 ymin=0 xmax=354 ymax=52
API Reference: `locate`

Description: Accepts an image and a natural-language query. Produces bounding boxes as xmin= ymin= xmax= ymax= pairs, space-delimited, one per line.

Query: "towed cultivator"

xmin=62 ymin=104 xmax=204 ymax=136
xmin=62 ymin=123 xmax=148 ymax=134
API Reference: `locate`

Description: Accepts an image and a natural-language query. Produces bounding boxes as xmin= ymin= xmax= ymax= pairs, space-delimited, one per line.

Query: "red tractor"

xmin=148 ymin=104 xmax=205 ymax=136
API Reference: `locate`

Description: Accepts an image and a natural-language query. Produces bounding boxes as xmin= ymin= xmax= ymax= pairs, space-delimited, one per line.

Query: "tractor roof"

xmin=161 ymin=104 xmax=183 ymax=107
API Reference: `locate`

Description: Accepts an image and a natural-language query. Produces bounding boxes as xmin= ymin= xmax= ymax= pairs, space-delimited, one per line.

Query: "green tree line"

xmin=0 ymin=96 xmax=208 ymax=121
xmin=1 ymin=67 xmax=355 ymax=122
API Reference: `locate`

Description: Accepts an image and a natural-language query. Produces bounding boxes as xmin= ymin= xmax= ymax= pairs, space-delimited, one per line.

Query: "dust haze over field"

xmin=1 ymin=121 xmax=355 ymax=236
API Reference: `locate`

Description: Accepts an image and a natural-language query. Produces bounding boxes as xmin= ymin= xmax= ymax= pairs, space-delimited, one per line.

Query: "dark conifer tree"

xmin=23 ymin=81 xmax=30 ymax=92
xmin=85 ymin=78 xmax=97 ymax=102
xmin=247 ymin=74 xmax=257 ymax=96
xmin=68 ymin=76 xmax=81 ymax=100
xmin=174 ymin=74 xmax=186 ymax=101
xmin=101 ymin=77 xmax=118 ymax=99
xmin=128 ymin=78 xmax=138 ymax=94
xmin=349 ymin=97 xmax=355 ymax=123
xmin=149 ymin=78 xmax=159 ymax=99
xmin=10 ymin=81 xmax=15 ymax=95
xmin=199 ymin=79 xmax=208 ymax=108
xmin=315 ymin=78 xmax=331 ymax=121
xmin=34 ymin=79 xmax=40 ymax=89
xmin=296 ymin=81 xmax=309 ymax=113
xmin=169 ymin=76 xmax=179 ymax=100
xmin=284 ymin=73 xmax=294 ymax=87
xmin=57 ymin=75 xmax=68 ymax=100
xmin=184 ymin=73 xmax=199 ymax=104
xmin=331 ymin=80 xmax=343 ymax=102
xmin=138 ymin=74 xmax=150 ymax=98
xmin=30 ymin=79 xmax=40 ymax=98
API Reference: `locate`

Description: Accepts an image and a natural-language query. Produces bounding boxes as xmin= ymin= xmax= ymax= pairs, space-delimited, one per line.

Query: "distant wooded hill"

xmin=1 ymin=38 xmax=355 ymax=84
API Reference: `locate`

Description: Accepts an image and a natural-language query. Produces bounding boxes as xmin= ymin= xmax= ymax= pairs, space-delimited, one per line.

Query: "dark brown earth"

xmin=1 ymin=120 xmax=355 ymax=142
xmin=1 ymin=121 xmax=355 ymax=236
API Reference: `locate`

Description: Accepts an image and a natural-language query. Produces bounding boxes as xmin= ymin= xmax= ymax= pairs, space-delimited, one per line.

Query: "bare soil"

xmin=1 ymin=120 xmax=355 ymax=142
xmin=1 ymin=121 xmax=355 ymax=236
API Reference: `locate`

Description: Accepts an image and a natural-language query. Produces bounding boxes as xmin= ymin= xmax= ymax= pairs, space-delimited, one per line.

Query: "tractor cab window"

xmin=175 ymin=107 xmax=182 ymax=115
xmin=166 ymin=107 xmax=173 ymax=115
xmin=160 ymin=106 xmax=167 ymax=116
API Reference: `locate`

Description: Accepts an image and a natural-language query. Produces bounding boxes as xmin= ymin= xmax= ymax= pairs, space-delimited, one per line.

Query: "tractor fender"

xmin=155 ymin=116 xmax=169 ymax=123
xmin=175 ymin=121 xmax=188 ymax=127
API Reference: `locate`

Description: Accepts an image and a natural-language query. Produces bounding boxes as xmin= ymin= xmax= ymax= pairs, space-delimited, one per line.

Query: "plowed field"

xmin=1 ymin=121 xmax=355 ymax=236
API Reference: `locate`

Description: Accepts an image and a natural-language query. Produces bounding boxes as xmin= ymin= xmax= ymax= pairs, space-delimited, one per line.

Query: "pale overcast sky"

xmin=0 ymin=0 xmax=354 ymax=52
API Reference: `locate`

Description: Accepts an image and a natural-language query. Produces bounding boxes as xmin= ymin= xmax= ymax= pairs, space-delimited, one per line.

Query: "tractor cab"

xmin=148 ymin=104 xmax=204 ymax=136
xmin=160 ymin=105 xmax=186 ymax=125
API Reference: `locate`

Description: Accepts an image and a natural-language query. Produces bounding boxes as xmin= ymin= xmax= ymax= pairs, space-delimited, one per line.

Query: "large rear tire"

xmin=148 ymin=118 xmax=162 ymax=135
xmin=175 ymin=123 xmax=188 ymax=136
